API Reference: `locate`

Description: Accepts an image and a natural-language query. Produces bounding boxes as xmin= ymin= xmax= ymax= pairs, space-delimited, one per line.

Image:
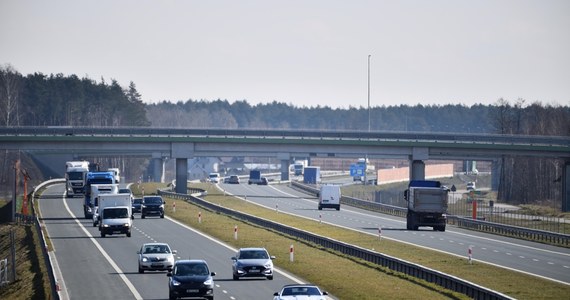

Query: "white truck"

xmin=107 ymin=168 xmax=121 ymax=183
xmin=65 ymin=161 xmax=90 ymax=198
xmin=318 ymin=185 xmax=341 ymax=211
xmin=90 ymin=184 xmax=119 ymax=222
xmin=96 ymin=193 xmax=133 ymax=237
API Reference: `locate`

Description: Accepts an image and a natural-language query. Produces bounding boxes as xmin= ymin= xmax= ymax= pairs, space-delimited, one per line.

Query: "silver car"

xmin=231 ymin=247 xmax=275 ymax=280
xmin=137 ymin=242 xmax=177 ymax=273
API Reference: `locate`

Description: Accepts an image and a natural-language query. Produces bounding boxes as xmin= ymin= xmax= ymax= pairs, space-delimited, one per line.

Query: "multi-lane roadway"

xmin=219 ymin=181 xmax=570 ymax=285
xmin=39 ymin=183 xmax=310 ymax=300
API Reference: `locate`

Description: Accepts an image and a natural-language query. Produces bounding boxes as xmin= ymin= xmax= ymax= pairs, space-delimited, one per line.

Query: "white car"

xmin=273 ymin=284 xmax=328 ymax=300
xmin=137 ymin=242 xmax=177 ymax=273
xmin=231 ymin=247 xmax=275 ymax=280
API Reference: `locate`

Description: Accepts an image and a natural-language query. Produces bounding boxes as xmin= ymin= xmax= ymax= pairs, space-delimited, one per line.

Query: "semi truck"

xmin=107 ymin=168 xmax=121 ymax=183
xmin=404 ymin=180 xmax=448 ymax=231
xmin=292 ymin=160 xmax=308 ymax=176
xmin=65 ymin=161 xmax=90 ymax=198
xmin=353 ymin=158 xmax=375 ymax=182
xmin=318 ymin=185 xmax=341 ymax=211
xmin=83 ymin=171 xmax=116 ymax=219
xmin=96 ymin=193 xmax=133 ymax=238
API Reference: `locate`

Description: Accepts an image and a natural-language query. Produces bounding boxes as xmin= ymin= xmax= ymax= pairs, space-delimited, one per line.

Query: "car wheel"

xmin=126 ymin=231 xmax=131 ymax=237
xmin=160 ymin=213 xmax=164 ymax=218
xmin=233 ymin=274 xmax=238 ymax=280
xmin=168 ymin=291 xmax=176 ymax=300
xmin=206 ymin=296 xmax=213 ymax=300
xmin=138 ymin=266 xmax=143 ymax=274
xmin=101 ymin=231 xmax=105 ymax=238
xmin=141 ymin=214 xmax=145 ymax=219
xmin=92 ymin=222 xmax=97 ymax=227
xmin=268 ymin=275 xmax=273 ymax=280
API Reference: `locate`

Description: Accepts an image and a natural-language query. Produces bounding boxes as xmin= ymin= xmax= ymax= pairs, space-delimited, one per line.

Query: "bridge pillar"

xmin=563 ymin=161 xmax=570 ymax=212
xmin=409 ymin=147 xmax=428 ymax=181
xmin=409 ymin=160 xmax=425 ymax=181
xmin=277 ymin=153 xmax=291 ymax=181
xmin=151 ymin=153 xmax=163 ymax=183
xmin=491 ymin=160 xmax=501 ymax=191
xmin=175 ymin=158 xmax=188 ymax=194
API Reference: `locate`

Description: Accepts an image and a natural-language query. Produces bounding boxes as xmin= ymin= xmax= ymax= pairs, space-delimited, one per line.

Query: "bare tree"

xmin=0 ymin=64 xmax=22 ymax=126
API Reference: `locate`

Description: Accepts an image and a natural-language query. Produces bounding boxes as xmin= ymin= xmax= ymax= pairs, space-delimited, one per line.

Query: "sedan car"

xmin=273 ymin=284 xmax=328 ymax=300
xmin=137 ymin=242 xmax=176 ymax=273
xmin=227 ymin=175 xmax=240 ymax=184
xmin=167 ymin=259 xmax=215 ymax=300
xmin=231 ymin=247 xmax=275 ymax=280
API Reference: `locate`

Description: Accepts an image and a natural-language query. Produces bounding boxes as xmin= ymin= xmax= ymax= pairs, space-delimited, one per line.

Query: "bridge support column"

xmin=409 ymin=147 xmax=428 ymax=181
xmin=151 ymin=153 xmax=163 ymax=183
xmin=277 ymin=153 xmax=291 ymax=181
xmin=563 ymin=161 xmax=570 ymax=212
xmin=491 ymin=160 xmax=501 ymax=191
xmin=175 ymin=158 xmax=188 ymax=194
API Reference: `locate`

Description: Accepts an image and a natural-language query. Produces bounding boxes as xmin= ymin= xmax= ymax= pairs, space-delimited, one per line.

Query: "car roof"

xmin=142 ymin=242 xmax=170 ymax=247
xmin=239 ymin=247 xmax=267 ymax=251
xmin=175 ymin=259 xmax=207 ymax=264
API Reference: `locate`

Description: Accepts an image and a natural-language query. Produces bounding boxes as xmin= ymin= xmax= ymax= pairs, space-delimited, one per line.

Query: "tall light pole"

xmin=367 ymin=54 xmax=371 ymax=132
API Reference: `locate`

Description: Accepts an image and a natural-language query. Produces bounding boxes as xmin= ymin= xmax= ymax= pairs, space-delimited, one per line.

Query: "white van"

xmin=318 ymin=185 xmax=341 ymax=211
xmin=208 ymin=172 xmax=221 ymax=183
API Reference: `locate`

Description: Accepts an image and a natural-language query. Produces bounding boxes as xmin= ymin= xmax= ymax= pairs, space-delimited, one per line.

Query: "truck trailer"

xmin=404 ymin=180 xmax=448 ymax=231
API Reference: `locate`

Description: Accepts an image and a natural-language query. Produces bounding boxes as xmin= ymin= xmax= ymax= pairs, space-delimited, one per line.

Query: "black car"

xmin=132 ymin=198 xmax=142 ymax=213
xmin=141 ymin=196 xmax=165 ymax=219
xmin=167 ymin=260 xmax=215 ymax=300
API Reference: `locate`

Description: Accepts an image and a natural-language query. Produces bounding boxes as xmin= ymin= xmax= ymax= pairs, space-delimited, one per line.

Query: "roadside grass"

xmin=159 ymin=188 xmax=466 ymax=300
xmin=0 ymin=200 xmax=51 ymax=300
xmin=159 ymin=183 xmax=570 ymax=300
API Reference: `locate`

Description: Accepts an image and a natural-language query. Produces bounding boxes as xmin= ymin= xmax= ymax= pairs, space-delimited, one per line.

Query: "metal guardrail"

xmin=291 ymin=181 xmax=570 ymax=247
xmin=158 ymin=189 xmax=513 ymax=300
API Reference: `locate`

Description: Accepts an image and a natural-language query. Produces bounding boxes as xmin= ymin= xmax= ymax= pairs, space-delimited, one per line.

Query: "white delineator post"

xmin=319 ymin=213 xmax=322 ymax=224
xmin=234 ymin=225 xmax=238 ymax=240
xmin=198 ymin=211 xmax=202 ymax=223
xmin=378 ymin=226 xmax=382 ymax=240
xmin=290 ymin=245 xmax=294 ymax=262
xmin=468 ymin=246 xmax=473 ymax=264
xmin=172 ymin=201 xmax=176 ymax=213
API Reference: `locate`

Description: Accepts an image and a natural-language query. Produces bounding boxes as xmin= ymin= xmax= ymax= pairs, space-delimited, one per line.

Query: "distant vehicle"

xmin=273 ymin=284 xmax=328 ymax=300
xmin=119 ymin=188 xmax=134 ymax=201
xmin=259 ymin=177 xmax=269 ymax=185
xmin=466 ymin=182 xmax=476 ymax=191
xmin=303 ymin=166 xmax=320 ymax=184
xmin=167 ymin=259 xmax=215 ymax=300
xmin=65 ymin=161 xmax=90 ymax=198
xmin=292 ymin=160 xmax=308 ymax=176
xmin=353 ymin=157 xmax=375 ymax=182
xmin=231 ymin=247 xmax=275 ymax=280
xmin=132 ymin=198 xmax=142 ymax=213
xmin=318 ymin=185 xmax=341 ymax=211
xmin=405 ymin=180 xmax=448 ymax=231
xmin=107 ymin=168 xmax=121 ymax=183
xmin=137 ymin=242 xmax=176 ymax=273
xmin=248 ymin=170 xmax=264 ymax=185
xmin=227 ymin=175 xmax=240 ymax=184
xmin=141 ymin=196 xmax=165 ymax=218
xmin=208 ymin=172 xmax=220 ymax=183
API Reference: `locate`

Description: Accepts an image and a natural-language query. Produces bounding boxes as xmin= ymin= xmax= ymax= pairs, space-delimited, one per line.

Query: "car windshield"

xmin=119 ymin=189 xmax=130 ymax=193
xmin=239 ymin=250 xmax=268 ymax=259
xmin=143 ymin=245 xmax=170 ymax=254
xmin=133 ymin=199 xmax=142 ymax=204
xmin=174 ymin=263 xmax=209 ymax=276
xmin=144 ymin=197 xmax=162 ymax=204
xmin=282 ymin=287 xmax=321 ymax=296
xmin=104 ymin=208 xmax=128 ymax=219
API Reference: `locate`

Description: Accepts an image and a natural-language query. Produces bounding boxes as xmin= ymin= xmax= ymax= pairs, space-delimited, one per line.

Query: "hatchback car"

xmin=227 ymin=175 xmax=240 ymax=184
xmin=273 ymin=284 xmax=328 ymax=300
xmin=137 ymin=242 xmax=176 ymax=273
xmin=167 ymin=259 xmax=215 ymax=300
xmin=231 ymin=247 xmax=275 ymax=280
xmin=141 ymin=196 xmax=165 ymax=218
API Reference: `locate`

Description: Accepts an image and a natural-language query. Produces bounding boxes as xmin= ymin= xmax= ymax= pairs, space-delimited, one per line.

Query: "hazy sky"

xmin=2 ymin=0 xmax=569 ymax=109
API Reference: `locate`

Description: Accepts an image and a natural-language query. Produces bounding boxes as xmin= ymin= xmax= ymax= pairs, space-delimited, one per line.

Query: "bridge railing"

xmin=291 ymin=181 xmax=570 ymax=247
xmin=159 ymin=188 xmax=514 ymax=300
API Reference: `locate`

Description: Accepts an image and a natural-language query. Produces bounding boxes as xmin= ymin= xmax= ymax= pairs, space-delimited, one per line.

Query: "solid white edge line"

xmin=60 ymin=195 xmax=143 ymax=300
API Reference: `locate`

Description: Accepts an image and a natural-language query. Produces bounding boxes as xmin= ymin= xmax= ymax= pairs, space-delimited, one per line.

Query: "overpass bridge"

xmin=1 ymin=126 xmax=569 ymax=209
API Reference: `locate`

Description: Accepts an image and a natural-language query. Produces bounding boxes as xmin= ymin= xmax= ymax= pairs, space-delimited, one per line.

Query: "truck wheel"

xmin=336 ymin=206 xmax=340 ymax=211
xmin=318 ymin=205 xmax=322 ymax=210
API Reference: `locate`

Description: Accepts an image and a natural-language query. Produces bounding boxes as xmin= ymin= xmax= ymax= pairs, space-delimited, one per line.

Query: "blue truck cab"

xmin=83 ymin=171 xmax=116 ymax=219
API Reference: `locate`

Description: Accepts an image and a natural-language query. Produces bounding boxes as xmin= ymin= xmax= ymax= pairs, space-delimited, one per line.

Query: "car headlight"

xmin=142 ymin=205 xmax=146 ymax=208
xmin=159 ymin=204 xmax=164 ymax=209
xmin=102 ymin=224 xmax=109 ymax=228
xmin=167 ymin=256 xmax=174 ymax=262
xmin=264 ymin=262 xmax=273 ymax=268
xmin=203 ymin=278 xmax=213 ymax=286
xmin=142 ymin=257 xmax=149 ymax=262
xmin=123 ymin=223 xmax=130 ymax=227
xmin=171 ymin=278 xmax=181 ymax=286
